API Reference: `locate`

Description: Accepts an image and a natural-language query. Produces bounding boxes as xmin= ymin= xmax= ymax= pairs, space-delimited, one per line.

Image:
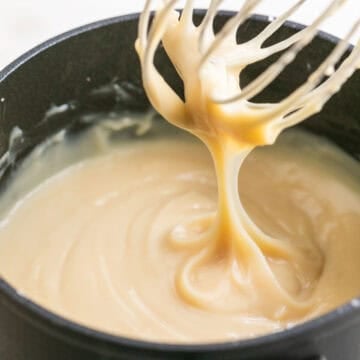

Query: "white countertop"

xmin=0 ymin=0 xmax=359 ymax=70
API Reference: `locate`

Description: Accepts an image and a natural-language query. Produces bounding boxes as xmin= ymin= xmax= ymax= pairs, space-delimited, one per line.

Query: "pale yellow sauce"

xmin=0 ymin=120 xmax=359 ymax=343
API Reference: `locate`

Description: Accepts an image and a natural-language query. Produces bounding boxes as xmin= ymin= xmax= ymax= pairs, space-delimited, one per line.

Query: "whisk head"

xmin=136 ymin=0 xmax=360 ymax=145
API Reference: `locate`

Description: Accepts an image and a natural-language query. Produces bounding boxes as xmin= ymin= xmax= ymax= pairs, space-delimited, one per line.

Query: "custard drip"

xmin=169 ymin=139 xmax=323 ymax=318
xmin=135 ymin=5 xmax=327 ymax=318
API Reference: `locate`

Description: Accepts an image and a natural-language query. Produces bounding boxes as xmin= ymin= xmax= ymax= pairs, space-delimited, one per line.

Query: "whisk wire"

xmin=199 ymin=0 xmax=262 ymax=67
xmin=273 ymin=17 xmax=360 ymax=120
xmin=199 ymin=0 xmax=224 ymax=52
xmin=280 ymin=33 xmax=360 ymax=130
xmin=214 ymin=0 xmax=348 ymax=104
xmin=251 ymin=0 xmax=307 ymax=45
xmin=137 ymin=0 xmax=360 ymax=142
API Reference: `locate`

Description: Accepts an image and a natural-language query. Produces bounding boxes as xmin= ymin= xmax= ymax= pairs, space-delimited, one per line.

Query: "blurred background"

xmin=0 ymin=0 xmax=358 ymax=70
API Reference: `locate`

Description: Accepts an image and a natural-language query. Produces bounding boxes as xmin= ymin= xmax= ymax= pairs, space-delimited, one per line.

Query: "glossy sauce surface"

xmin=0 ymin=121 xmax=359 ymax=343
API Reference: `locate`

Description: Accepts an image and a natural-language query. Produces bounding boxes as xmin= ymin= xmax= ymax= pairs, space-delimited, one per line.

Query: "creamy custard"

xmin=0 ymin=2 xmax=359 ymax=344
xmin=0 ymin=118 xmax=359 ymax=343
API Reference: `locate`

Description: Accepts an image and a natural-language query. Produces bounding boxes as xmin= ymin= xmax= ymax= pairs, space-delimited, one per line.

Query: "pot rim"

xmin=0 ymin=10 xmax=359 ymax=355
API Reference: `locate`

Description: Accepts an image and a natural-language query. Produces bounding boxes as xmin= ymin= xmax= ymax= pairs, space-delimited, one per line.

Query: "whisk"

xmin=136 ymin=0 xmax=360 ymax=146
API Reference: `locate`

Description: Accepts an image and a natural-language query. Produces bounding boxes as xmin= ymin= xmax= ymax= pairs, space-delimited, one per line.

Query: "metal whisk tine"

xmin=200 ymin=0 xmax=261 ymax=67
xmin=251 ymin=0 xmax=307 ymax=45
xmin=279 ymin=53 xmax=360 ymax=131
xmin=199 ymin=0 xmax=224 ymax=52
xmin=215 ymin=0 xmax=346 ymax=104
xmin=258 ymin=0 xmax=345 ymax=57
xmin=180 ymin=0 xmax=195 ymax=25
xmin=138 ymin=0 xmax=176 ymax=55
xmin=275 ymin=48 xmax=360 ymax=132
xmin=138 ymin=0 xmax=153 ymax=51
xmin=136 ymin=0 xmax=191 ymax=129
xmin=275 ymin=18 xmax=360 ymax=117
xmin=279 ymin=23 xmax=360 ymax=130
xmin=144 ymin=0 xmax=179 ymax=62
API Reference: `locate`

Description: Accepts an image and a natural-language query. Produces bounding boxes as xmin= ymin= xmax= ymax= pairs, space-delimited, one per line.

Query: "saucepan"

xmin=0 ymin=12 xmax=359 ymax=360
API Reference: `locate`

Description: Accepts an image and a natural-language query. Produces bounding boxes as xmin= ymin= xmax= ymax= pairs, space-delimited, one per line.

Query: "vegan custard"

xmin=0 ymin=120 xmax=359 ymax=343
xmin=0 ymin=3 xmax=359 ymax=344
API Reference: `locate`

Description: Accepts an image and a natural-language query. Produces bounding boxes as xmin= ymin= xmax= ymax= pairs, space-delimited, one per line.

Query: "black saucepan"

xmin=0 ymin=12 xmax=359 ymax=360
